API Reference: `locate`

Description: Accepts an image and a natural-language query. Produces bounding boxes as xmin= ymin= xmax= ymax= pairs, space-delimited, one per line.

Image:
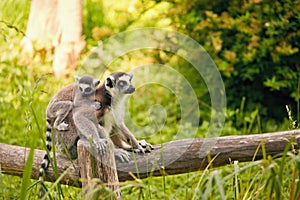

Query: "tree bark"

xmin=0 ymin=130 xmax=299 ymax=187
xmin=21 ymin=0 xmax=85 ymax=77
xmin=77 ymin=140 xmax=121 ymax=200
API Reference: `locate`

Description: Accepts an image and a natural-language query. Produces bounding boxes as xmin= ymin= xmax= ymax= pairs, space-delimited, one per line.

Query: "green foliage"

xmin=168 ymin=0 xmax=300 ymax=122
xmin=0 ymin=0 xmax=30 ymax=31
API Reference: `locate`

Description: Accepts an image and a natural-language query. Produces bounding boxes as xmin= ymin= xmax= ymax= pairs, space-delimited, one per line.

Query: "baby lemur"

xmin=39 ymin=75 xmax=107 ymax=197
xmin=72 ymin=75 xmax=108 ymax=156
xmin=39 ymin=72 xmax=153 ymax=197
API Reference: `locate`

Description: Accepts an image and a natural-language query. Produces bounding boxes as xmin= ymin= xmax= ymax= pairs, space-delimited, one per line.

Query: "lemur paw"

xmin=133 ymin=146 xmax=145 ymax=154
xmin=92 ymin=101 xmax=102 ymax=110
xmin=57 ymin=122 xmax=69 ymax=131
xmin=95 ymin=139 xmax=108 ymax=156
xmin=114 ymin=148 xmax=131 ymax=163
xmin=138 ymin=139 xmax=154 ymax=153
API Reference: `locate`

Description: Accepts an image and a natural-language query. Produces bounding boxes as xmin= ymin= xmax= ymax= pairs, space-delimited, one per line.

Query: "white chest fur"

xmin=103 ymin=96 xmax=126 ymax=133
xmin=103 ymin=111 xmax=114 ymax=134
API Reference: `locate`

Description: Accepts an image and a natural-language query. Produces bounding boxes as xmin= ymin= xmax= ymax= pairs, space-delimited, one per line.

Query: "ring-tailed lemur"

xmin=39 ymin=72 xmax=153 ymax=197
xmin=98 ymin=72 xmax=153 ymax=153
xmin=73 ymin=75 xmax=109 ymax=156
xmin=39 ymin=75 xmax=106 ymax=197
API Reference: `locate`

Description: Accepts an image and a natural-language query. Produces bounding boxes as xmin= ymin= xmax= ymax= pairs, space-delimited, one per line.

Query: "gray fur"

xmin=38 ymin=72 xmax=153 ymax=198
xmin=73 ymin=75 xmax=108 ymax=156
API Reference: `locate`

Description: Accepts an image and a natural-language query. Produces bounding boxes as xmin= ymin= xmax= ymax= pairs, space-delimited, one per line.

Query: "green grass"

xmin=119 ymin=149 xmax=300 ymax=199
xmin=1 ymin=0 xmax=300 ymax=199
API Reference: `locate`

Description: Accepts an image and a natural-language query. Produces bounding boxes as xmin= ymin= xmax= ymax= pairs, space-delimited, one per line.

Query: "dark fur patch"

xmin=46 ymin=135 xmax=52 ymax=142
xmin=44 ymin=154 xmax=49 ymax=160
xmin=39 ymin=170 xmax=44 ymax=177
xmin=46 ymin=144 xmax=51 ymax=151
xmin=41 ymin=162 xmax=47 ymax=169
xmin=106 ymin=77 xmax=114 ymax=88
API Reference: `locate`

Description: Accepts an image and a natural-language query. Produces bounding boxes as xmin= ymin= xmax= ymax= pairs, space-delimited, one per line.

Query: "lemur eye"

xmin=85 ymin=88 xmax=92 ymax=93
xmin=118 ymin=81 xmax=127 ymax=87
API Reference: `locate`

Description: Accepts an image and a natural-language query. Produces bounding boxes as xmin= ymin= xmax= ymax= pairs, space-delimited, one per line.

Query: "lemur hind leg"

xmin=48 ymin=101 xmax=73 ymax=131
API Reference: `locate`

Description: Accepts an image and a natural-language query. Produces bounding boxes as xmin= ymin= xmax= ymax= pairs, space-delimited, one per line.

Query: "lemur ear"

xmin=106 ymin=76 xmax=115 ymax=88
xmin=93 ymin=79 xmax=100 ymax=87
xmin=74 ymin=76 xmax=81 ymax=82
xmin=128 ymin=71 xmax=134 ymax=80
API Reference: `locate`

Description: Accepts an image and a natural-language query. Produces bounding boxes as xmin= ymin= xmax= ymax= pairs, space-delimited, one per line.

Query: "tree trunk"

xmin=1 ymin=130 xmax=299 ymax=187
xmin=21 ymin=0 xmax=85 ymax=77
xmin=77 ymin=140 xmax=121 ymax=200
xmin=53 ymin=0 xmax=85 ymax=77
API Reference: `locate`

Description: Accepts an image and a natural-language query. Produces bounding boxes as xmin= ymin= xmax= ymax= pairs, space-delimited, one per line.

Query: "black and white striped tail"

xmin=39 ymin=120 xmax=52 ymax=197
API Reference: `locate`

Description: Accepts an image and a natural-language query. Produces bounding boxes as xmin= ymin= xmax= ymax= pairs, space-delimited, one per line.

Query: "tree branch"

xmin=1 ymin=130 xmax=299 ymax=187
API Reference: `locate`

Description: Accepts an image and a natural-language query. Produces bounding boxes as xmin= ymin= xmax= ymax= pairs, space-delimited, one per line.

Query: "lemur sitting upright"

xmin=98 ymin=72 xmax=152 ymax=152
xmin=39 ymin=72 xmax=153 ymax=197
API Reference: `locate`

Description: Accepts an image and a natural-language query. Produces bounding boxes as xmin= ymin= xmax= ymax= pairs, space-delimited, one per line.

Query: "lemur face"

xmin=75 ymin=75 xmax=100 ymax=97
xmin=105 ymin=72 xmax=135 ymax=96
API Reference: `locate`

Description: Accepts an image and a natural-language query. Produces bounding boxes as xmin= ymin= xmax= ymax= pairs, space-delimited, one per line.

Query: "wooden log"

xmin=77 ymin=139 xmax=121 ymax=200
xmin=0 ymin=130 xmax=299 ymax=187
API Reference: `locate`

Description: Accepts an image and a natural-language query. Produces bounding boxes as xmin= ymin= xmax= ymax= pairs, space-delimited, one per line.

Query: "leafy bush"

xmin=168 ymin=0 xmax=300 ymax=124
